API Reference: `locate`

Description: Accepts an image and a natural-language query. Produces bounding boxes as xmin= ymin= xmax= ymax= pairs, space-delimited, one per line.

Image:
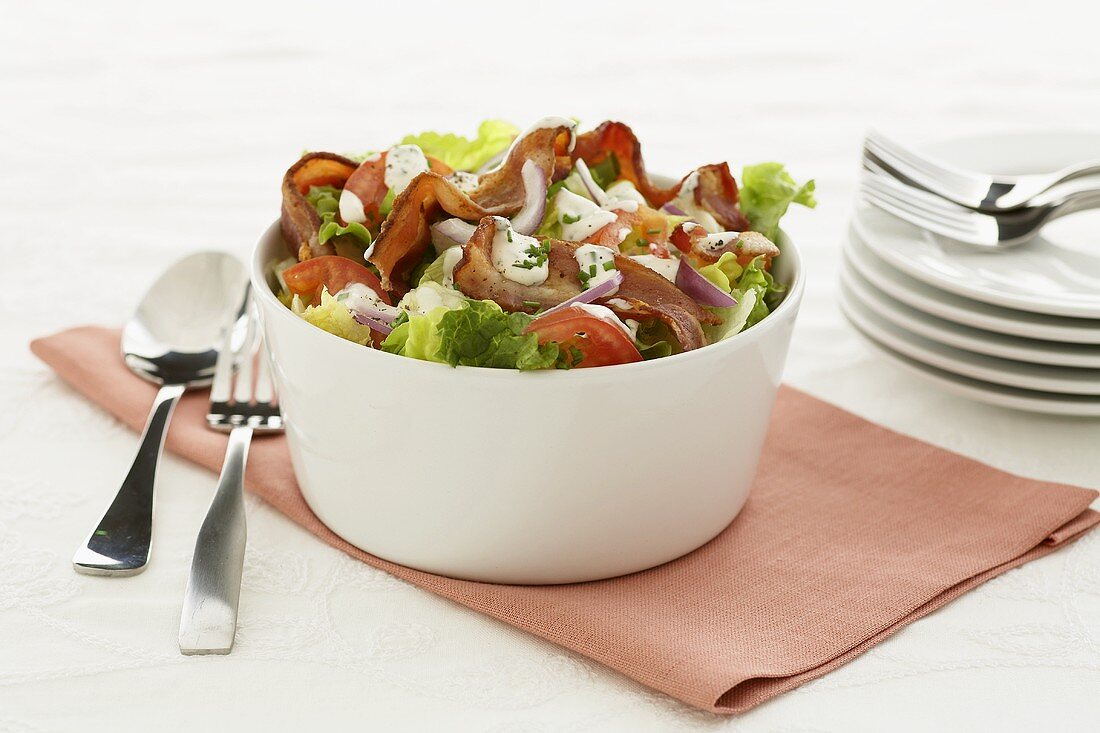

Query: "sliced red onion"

xmin=661 ymin=203 xmax=687 ymax=216
xmin=509 ymin=159 xmax=547 ymax=235
xmin=430 ymin=218 xmax=477 ymax=254
xmin=675 ymin=259 xmax=738 ymax=308
xmin=350 ymin=307 xmax=396 ymax=334
xmin=573 ymin=158 xmax=610 ymax=206
xmin=538 ymin=271 xmax=625 ymax=317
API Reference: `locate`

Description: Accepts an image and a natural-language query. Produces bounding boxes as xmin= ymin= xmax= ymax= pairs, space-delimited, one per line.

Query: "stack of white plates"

xmin=842 ymin=131 xmax=1100 ymax=417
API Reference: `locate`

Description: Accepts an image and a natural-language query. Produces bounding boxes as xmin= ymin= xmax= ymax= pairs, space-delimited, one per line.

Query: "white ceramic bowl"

xmin=252 ymin=222 xmax=803 ymax=583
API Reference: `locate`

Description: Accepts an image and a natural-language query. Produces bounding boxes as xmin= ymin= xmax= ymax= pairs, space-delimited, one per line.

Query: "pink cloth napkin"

xmin=31 ymin=326 xmax=1100 ymax=714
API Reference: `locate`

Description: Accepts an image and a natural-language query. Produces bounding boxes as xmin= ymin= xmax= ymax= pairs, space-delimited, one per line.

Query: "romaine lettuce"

xmin=293 ymin=289 xmax=375 ymax=345
xmin=306 ymin=185 xmax=374 ymax=247
xmin=400 ymin=120 xmax=519 ymax=172
xmin=739 ymin=163 xmax=816 ymax=241
xmin=381 ymin=299 xmax=565 ymax=370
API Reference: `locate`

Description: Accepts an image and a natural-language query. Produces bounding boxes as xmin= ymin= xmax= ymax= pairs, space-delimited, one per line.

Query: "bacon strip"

xmin=280 ymin=152 xmax=359 ymax=260
xmin=452 ymin=217 xmax=717 ymax=350
xmin=672 ymin=224 xmax=779 ymax=268
xmin=468 ymin=122 xmax=574 ymax=210
xmin=367 ymin=173 xmax=500 ymax=291
xmin=572 ymin=121 xmax=750 ymax=231
xmin=368 ymin=120 xmax=575 ymax=290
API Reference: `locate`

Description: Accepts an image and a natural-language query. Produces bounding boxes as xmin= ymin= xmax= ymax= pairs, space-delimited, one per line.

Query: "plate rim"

xmin=844 ymin=226 xmax=1100 ymax=344
xmin=844 ymin=314 xmax=1100 ymax=417
xmin=839 ymin=289 xmax=1100 ymax=395
xmin=839 ymin=259 xmax=1100 ymax=368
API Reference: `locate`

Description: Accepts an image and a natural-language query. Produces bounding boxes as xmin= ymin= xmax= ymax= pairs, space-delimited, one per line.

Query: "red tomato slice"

xmin=282 ymin=256 xmax=391 ymax=307
xmin=525 ymin=306 xmax=643 ymax=368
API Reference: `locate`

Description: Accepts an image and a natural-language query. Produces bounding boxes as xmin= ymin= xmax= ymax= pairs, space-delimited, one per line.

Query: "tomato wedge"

xmin=525 ymin=306 xmax=643 ymax=368
xmin=282 ymin=256 xmax=390 ymax=307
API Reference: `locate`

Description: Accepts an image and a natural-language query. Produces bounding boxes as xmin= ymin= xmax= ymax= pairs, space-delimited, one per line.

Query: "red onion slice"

xmin=509 ymin=159 xmax=547 ymax=235
xmin=538 ymin=271 xmax=624 ymax=317
xmin=661 ymin=203 xmax=686 ymax=216
xmin=350 ymin=306 xmax=397 ymax=334
xmin=352 ymin=305 xmax=396 ymax=332
xmin=430 ymin=218 xmax=477 ymax=254
xmin=675 ymin=259 xmax=738 ymax=308
xmin=573 ymin=158 xmax=610 ymax=206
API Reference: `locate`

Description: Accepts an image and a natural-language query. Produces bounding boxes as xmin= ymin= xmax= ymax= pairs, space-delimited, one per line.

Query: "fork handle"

xmin=178 ymin=424 xmax=253 ymax=655
xmin=73 ymin=383 xmax=185 ymax=576
xmin=1048 ymin=188 xmax=1100 ymax=222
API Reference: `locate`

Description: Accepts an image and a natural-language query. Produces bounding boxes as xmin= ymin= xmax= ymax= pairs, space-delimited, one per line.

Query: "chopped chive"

xmin=523 ymin=300 xmax=540 ymax=310
xmin=562 ymin=213 xmax=581 ymax=224
xmin=602 ymin=261 xmax=616 ymax=271
xmin=646 ymin=228 xmax=661 ymax=235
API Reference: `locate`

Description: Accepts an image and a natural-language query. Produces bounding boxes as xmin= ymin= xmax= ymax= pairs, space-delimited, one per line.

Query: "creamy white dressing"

xmin=697 ymin=231 xmax=743 ymax=255
xmin=338 ymin=188 xmax=367 ymax=224
xmin=630 ymin=254 xmax=680 ymax=282
xmin=335 ymin=282 xmax=400 ymax=318
xmin=398 ymin=282 xmax=467 ymax=316
xmin=574 ymin=243 xmax=620 ymax=293
xmin=441 ymin=245 xmax=464 ymax=287
xmin=555 ymin=189 xmax=618 ymax=241
xmin=571 ymin=303 xmax=633 ymax=339
xmin=448 ymin=170 xmax=480 ymax=193
xmin=671 ymin=171 xmax=721 ymax=233
xmin=490 ymin=217 xmax=549 ymax=286
xmin=605 ymin=180 xmax=647 ymax=206
xmin=384 ymin=144 xmax=430 ymax=195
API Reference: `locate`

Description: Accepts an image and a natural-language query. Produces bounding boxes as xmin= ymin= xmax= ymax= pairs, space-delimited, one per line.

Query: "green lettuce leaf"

xmin=400 ymin=120 xmax=519 ymax=172
xmin=306 ymin=185 xmax=374 ymax=247
xmin=381 ymin=299 xmax=565 ymax=370
xmin=697 ymin=252 xmax=744 ymax=294
xmin=702 ymin=255 xmax=782 ymax=342
xmin=293 ymin=289 xmax=375 ymax=345
xmin=739 ymin=163 xmax=816 ymax=240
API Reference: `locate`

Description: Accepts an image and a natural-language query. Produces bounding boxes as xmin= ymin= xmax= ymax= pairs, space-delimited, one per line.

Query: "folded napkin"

xmin=32 ymin=326 xmax=1099 ymax=714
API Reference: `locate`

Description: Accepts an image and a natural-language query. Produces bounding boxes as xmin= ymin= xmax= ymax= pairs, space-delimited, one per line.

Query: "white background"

xmin=2 ymin=0 xmax=1099 ymax=730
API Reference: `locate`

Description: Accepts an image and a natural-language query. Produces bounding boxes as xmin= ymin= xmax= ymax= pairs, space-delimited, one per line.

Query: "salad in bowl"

xmin=273 ymin=116 xmax=814 ymax=370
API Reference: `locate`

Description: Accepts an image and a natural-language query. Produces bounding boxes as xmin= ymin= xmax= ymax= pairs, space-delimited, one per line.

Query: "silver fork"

xmin=860 ymin=162 xmax=1100 ymax=249
xmin=864 ymin=129 xmax=1100 ymax=212
xmin=178 ymin=296 xmax=282 ymax=655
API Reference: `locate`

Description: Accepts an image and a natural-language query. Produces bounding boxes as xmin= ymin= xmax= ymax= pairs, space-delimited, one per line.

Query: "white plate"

xmin=845 ymin=227 xmax=1100 ymax=344
xmin=853 ymin=130 xmax=1100 ymax=318
xmin=839 ymin=289 xmax=1100 ymax=395
xmin=844 ymin=315 xmax=1100 ymax=418
xmin=840 ymin=258 xmax=1100 ymax=368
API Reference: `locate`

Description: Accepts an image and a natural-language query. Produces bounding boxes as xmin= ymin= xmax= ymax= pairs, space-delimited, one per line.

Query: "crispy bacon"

xmin=367 ymin=121 xmax=576 ymax=291
xmin=280 ymin=152 xmax=359 ymax=260
xmin=467 ymin=122 xmax=574 ymax=210
xmin=367 ymin=173 xmax=500 ymax=291
xmin=672 ymin=224 xmax=779 ymax=268
xmin=452 ymin=217 xmax=716 ymax=350
xmin=572 ymin=121 xmax=750 ymax=231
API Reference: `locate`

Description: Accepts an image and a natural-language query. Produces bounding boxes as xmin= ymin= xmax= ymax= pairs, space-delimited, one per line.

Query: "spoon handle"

xmin=72 ymin=382 xmax=186 ymax=576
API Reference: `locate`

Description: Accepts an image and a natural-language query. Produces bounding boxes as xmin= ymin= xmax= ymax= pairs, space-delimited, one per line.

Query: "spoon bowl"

xmin=74 ymin=251 xmax=247 ymax=576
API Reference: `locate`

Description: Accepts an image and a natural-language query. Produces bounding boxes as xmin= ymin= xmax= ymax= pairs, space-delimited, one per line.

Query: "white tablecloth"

xmin=3 ymin=1 xmax=1099 ymax=729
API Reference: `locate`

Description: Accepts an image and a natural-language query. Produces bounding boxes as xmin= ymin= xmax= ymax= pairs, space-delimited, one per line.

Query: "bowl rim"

xmin=251 ymin=221 xmax=804 ymax=379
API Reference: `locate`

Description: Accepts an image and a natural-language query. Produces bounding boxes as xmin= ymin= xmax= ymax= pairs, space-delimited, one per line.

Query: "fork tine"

xmin=232 ymin=315 xmax=258 ymax=405
xmin=865 ymin=131 xmax=948 ymax=183
xmin=210 ymin=291 xmax=250 ymax=404
xmin=861 ymin=169 xmax=977 ymax=226
xmin=859 ymin=184 xmax=992 ymax=245
xmin=253 ymin=339 xmax=275 ymax=405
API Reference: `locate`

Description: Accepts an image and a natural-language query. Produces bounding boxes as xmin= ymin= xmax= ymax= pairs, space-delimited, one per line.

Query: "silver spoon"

xmin=73 ymin=251 xmax=248 ymax=576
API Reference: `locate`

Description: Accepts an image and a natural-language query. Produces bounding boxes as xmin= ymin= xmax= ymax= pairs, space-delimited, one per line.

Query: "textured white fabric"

xmin=2 ymin=0 xmax=1099 ymax=730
